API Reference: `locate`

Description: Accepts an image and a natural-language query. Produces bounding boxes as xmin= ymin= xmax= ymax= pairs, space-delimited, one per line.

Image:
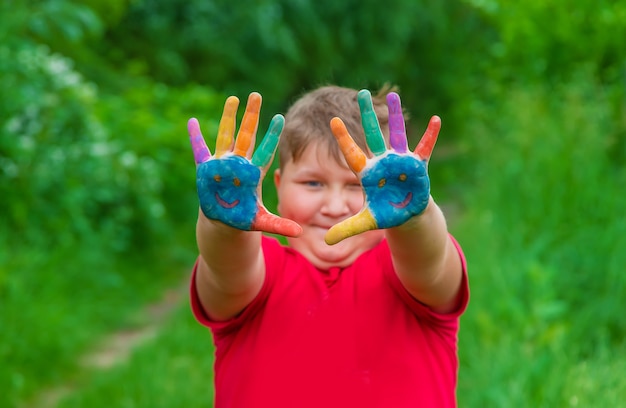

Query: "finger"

xmin=215 ymin=96 xmax=239 ymax=158
xmin=358 ymin=89 xmax=386 ymax=156
xmin=387 ymin=92 xmax=409 ymax=153
xmin=252 ymin=207 xmax=303 ymax=237
xmin=324 ymin=208 xmax=378 ymax=245
xmin=233 ymin=92 xmax=261 ymax=158
xmin=188 ymin=118 xmax=211 ymax=164
xmin=330 ymin=117 xmax=367 ymax=173
xmin=414 ymin=115 xmax=441 ymax=161
xmin=251 ymin=114 xmax=284 ymax=168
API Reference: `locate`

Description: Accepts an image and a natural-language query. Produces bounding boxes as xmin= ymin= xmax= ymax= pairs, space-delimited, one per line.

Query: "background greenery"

xmin=1 ymin=0 xmax=624 ymax=406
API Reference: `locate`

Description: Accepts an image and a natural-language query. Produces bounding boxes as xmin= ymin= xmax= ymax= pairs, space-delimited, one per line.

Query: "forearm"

xmin=195 ymin=209 xmax=265 ymax=320
xmin=385 ymin=197 xmax=462 ymax=313
xmin=387 ymin=197 xmax=448 ymax=270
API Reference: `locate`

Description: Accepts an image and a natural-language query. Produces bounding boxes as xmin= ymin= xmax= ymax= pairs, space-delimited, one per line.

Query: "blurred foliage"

xmin=96 ymin=0 xmax=489 ymax=137
xmin=1 ymin=0 xmax=625 ymax=406
xmin=455 ymin=75 xmax=626 ymax=405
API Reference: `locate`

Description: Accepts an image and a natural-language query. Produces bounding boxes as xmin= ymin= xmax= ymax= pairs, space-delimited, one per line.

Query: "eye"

xmin=398 ymin=173 xmax=407 ymax=182
xmin=378 ymin=178 xmax=386 ymax=188
xmin=303 ymin=180 xmax=322 ymax=187
xmin=213 ymin=175 xmax=222 ymax=182
xmin=233 ymin=177 xmax=241 ymax=187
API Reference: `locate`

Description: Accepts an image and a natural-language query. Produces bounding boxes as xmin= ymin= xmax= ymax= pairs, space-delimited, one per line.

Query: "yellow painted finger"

xmin=330 ymin=117 xmax=367 ymax=173
xmin=215 ymin=96 xmax=239 ymax=158
xmin=324 ymin=208 xmax=378 ymax=245
xmin=233 ymin=92 xmax=261 ymax=157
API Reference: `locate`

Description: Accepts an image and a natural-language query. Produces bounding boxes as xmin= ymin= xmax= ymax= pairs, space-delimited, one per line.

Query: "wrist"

xmin=196 ymin=207 xmax=251 ymax=239
xmin=394 ymin=196 xmax=436 ymax=230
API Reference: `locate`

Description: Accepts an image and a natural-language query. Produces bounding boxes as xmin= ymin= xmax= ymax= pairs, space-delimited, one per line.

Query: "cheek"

xmin=277 ymin=187 xmax=319 ymax=219
xmin=347 ymin=190 xmax=365 ymax=212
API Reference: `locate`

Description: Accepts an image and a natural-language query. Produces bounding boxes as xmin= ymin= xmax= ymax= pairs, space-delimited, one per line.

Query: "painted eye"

xmin=398 ymin=173 xmax=407 ymax=182
xmin=378 ymin=178 xmax=386 ymax=188
xmin=214 ymin=175 xmax=222 ymax=182
xmin=233 ymin=177 xmax=241 ymax=187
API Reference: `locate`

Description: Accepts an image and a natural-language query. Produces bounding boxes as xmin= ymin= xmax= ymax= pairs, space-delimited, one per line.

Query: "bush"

xmin=455 ymin=72 xmax=626 ymax=405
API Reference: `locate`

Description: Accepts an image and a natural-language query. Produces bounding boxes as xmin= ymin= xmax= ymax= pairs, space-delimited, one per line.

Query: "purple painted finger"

xmin=387 ymin=92 xmax=408 ymax=153
xmin=188 ymin=118 xmax=211 ymax=164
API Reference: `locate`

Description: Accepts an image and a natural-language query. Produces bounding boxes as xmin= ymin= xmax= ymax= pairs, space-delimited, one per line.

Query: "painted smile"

xmin=215 ymin=193 xmax=239 ymax=209
xmin=389 ymin=192 xmax=412 ymax=209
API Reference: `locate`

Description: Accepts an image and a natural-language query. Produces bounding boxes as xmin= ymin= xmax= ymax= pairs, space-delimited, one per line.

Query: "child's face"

xmin=274 ymin=143 xmax=385 ymax=270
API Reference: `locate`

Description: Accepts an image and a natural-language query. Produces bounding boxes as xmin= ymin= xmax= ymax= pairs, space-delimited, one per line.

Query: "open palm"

xmin=189 ymin=93 xmax=302 ymax=237
xmin=325 ymin=90 xmax=440 ymax=245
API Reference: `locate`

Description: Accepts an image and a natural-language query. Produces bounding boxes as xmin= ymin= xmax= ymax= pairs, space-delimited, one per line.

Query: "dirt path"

xmin=20 ymin=280 xmax=189 ymax=408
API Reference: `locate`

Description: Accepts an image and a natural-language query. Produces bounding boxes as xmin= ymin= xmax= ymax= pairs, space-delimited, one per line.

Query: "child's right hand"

xmin=188 ymin=93 xmax=302 ymax=237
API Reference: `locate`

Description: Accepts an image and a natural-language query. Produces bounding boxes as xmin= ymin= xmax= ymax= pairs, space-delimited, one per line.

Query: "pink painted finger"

xmin=387 ymin=92 xmax=408 ymax=153
xmin=215 ymin=96 xmax=239 ymax=158
xmin=188 ymin=118 xmax=211 ymax=164
xmin=233 ymin=92 xmax=261 ymax=158
xmin=414 ymin=115 xmax=441 ymax=161
xmin=252 ymin=207 xmax=303 ymax=237
xmin=330 ymin=117 xmax=367 ymax=173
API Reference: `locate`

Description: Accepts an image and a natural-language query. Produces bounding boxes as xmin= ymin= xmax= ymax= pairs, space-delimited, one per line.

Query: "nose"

xmin=320 ymin=187 xmax=351 ymax=217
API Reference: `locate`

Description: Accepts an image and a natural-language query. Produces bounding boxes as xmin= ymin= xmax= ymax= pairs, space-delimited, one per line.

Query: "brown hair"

xmin=279 ymin=84 xmax=400 ymax=169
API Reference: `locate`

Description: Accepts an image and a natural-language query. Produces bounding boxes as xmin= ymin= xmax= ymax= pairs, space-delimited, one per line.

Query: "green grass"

xmin=0 ymin=231 xmax=197 ymax=408
xmin=57 ymin=305 xmax=215 ymax=408
xmin=453 ymin=76 xmax=626 ymax=406
xmin=4 ymin=74 xmax=626 ymax=407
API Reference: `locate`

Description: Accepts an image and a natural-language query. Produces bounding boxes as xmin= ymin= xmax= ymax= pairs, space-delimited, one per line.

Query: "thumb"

xmin=325 ymin=208 xmax=378 ymax=245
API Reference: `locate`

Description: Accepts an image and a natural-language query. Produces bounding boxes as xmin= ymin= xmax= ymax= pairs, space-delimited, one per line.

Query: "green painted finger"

xmin=251 ymin=114 xmax=284 ymax=168
xmin=358 ymin=89 xmax=386 ymax=155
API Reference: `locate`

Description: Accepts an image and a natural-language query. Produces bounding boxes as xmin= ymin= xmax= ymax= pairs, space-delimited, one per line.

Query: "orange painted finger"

xmin=252 ymin=207 xmax=303 ymax=237
xmin=233 ymin=92 xmax=261 ymax=157
xmin=215 ymin=96 xmax=239 ymax=158
xmin=330 ymin=117 xmax=367 ymax=173
xmin=414 ymin=115 xmax=441 ymax=161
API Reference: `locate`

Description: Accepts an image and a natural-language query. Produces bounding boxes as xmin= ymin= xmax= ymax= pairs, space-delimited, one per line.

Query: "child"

xmin=187 ymin=85 xmax=468 ymax=407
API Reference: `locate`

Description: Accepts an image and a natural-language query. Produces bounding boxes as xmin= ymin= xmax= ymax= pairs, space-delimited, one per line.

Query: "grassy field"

xmin=5 ymin=79 xmax=626 ymax=407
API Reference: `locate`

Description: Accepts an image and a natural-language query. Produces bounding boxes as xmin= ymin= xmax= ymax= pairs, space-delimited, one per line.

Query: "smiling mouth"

xmin=215 ymin=193 xmax=239 ymax=208
xmin=389 ymin=192 xmax=412 ymax=209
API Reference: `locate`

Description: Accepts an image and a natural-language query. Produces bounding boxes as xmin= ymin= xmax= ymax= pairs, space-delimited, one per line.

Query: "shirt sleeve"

xmin=189 ymin=236 xmax=284 ymax=336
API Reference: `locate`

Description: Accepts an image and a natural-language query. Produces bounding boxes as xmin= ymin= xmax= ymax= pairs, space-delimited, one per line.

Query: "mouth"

xmin=215 ymin=193 xmax=239 ymax=209
xmin=389 ymin=192 xmax=412 ymax=209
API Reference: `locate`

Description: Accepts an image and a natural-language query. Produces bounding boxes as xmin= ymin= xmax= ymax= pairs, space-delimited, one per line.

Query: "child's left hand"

xmin=325 ymin=90 xmax=440 ymax=245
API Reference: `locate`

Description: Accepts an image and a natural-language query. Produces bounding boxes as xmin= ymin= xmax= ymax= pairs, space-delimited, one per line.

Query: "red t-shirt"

xmin=191 ymin=235 xmax=469 ymax=408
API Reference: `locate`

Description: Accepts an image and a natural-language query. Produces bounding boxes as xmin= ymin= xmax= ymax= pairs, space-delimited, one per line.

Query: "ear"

xmin=273 ymin=168 xmax=281 ymax=189
xmin=273 ymin=168 xmax=282 ymax=214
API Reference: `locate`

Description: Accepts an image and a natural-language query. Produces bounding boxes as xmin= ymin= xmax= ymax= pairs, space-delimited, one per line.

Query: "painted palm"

xmin=325 ymin=90 xmax=440 ymax=245
xmin=189 ymin=93 xmax=302 ymax=237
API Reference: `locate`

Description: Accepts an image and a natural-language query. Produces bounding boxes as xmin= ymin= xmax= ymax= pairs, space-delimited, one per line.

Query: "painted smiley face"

xmin=361 ymin=154 xmax=430 ymax=229
xmin=196 ymin=155 xmax=260 ymax=230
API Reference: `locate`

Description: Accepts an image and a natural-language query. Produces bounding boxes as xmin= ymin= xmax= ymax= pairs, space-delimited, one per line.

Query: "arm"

xmin=386 ymin=199 xmax=462 ymax=314
xmin=195 ymin=212 xmax=265 ymax=321
xmin=327 ymin=90 xmax=462 ymax=314
xmin=189 ymin=93 xmax=301 ymax=321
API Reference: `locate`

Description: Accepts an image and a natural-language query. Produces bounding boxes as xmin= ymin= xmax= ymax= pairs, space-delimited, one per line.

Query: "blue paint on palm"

xmin=196 ymin=155 xmax=260 ymax=230
xmin=361 ymin=154 xmax=430 ymax=228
